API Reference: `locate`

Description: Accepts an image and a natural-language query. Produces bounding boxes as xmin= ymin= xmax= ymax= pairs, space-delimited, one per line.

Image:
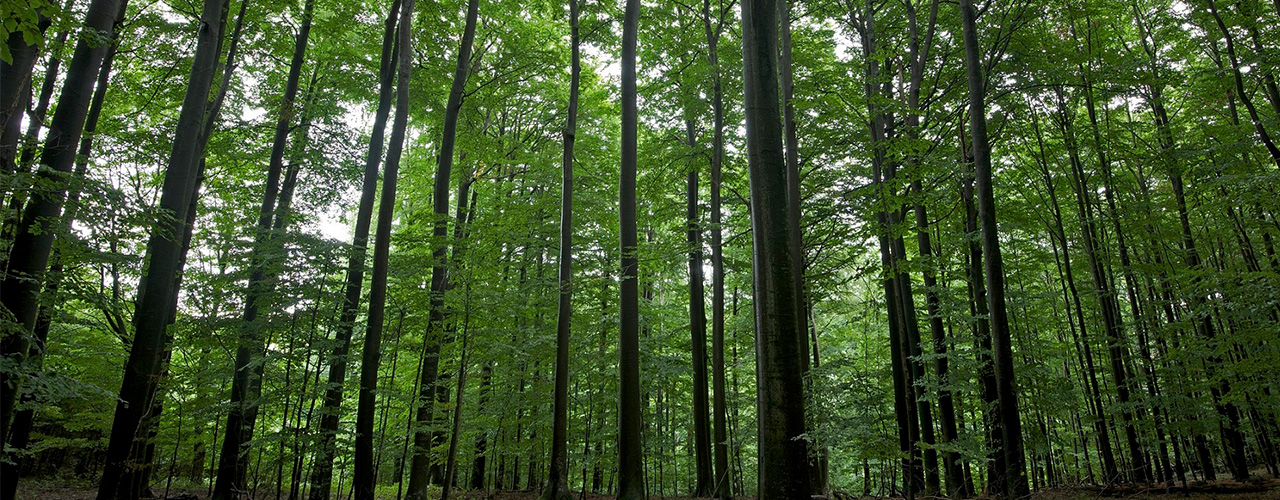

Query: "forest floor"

xmin=16 ymin=480 xmax=1280 ymax=500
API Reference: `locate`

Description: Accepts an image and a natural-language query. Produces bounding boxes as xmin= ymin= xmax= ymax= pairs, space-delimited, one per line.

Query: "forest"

xmin=1 ymin=0 xmax=1279 ymax=497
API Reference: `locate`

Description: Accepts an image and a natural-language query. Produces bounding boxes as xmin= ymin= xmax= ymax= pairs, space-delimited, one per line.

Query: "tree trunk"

xmin=683 ymin=114 xmax=714 ymax=498
xmin=616 ymin=1 xmax=644 ymax=499
xmin=352 ymin=0 xmax=413 ymax=497
xmin=1030 ymin=107 xmax=1118 ymax=483
xmin=94 ymin=0 xmax=226 ymax=496
xmin=0 ymin=0 xmax=123 ymax=445
xmin=959 ymin=1 xmax=1029 ymax=493
xmin=307 ymin=0 xmax=399 ymax=496
xmin=213 ymin=0 xmax=314 ymax=495
xmin=0 ymin=5 xmax=57 ymax=176
xmin=701 ymin=1 xmax=731 ymax=496
xmin=406 ymin=0 xmax=479 ymax=497
xmin=471 ymin=363 xmax=492 ymax=490
xmin=741 ymin=0 xmax=811 ymax=497
xmin=541 ymin=0 xmax=578 ymax=497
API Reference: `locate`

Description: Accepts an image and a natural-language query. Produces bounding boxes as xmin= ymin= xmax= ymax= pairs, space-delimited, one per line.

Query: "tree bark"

xmin=0 ymin=0 xmax=123 ymax=444
xmin=700 ymin=1 xmax=731 ymax=495
xmin=352 ymin=0 xmax=413 ymax=497
xmin=683 ymin=114 xmax=713 ymax=498
xmin=741 ymin=0 xmax=811 ymax=498
xmin=406 ymin=0 xmax=479 ymax=497
xmin=94 ymin=0 xmax=226 ymax=496
xmin=959 ymin=0 xmax=1029 ymax=494
xmin=213 ymin=0 xmax=314 ymax=495
xmin=0 ymin=12 xmax=115 ymax=493
xmin=617 ymin=1 xmax=645 ymax=499
xmin=541 ymin=0 xmax=578 ymax=497
xmin=307 ymin=0 xmax=399 ymax=496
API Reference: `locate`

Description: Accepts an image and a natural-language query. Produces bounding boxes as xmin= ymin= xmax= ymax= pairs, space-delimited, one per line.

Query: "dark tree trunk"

xmin=683 ymin=115 xmax=714 ymax=498
xmin=471 ymin=363 xmax=492 ymax=490
xmin=1203 ymin=0 xmax=1280 ymax=168
xmin=701 ymin=1 xmax=731 ymax=496
xmin=903 ymin=0 xmax=946 ymax=493
xmin=741 ymin=0 xmax=811 ymax=498
xmin=617 ymin=1 xmax=644 ymax=499
xmin=5 ymin=0 xmax=75 ymax=219
xmin=94 ymin=0 xmax=226 ymax=496
xmin=959 ymin=0 xmax=1029 ymax=495
xmin=1030 ymin=107 xmax=1118 ymax=483
xmin=0 ymin=11 xmax=114 ymax=494
xmin=406 ymin=0 xmax=479 ymax=497
xmin=542 ymin=0 xmax=578 ymax=498
xmin=308 ymin=0 xmax=399 ymax=496
xmin=213 ymin=0 xmax=314 ymax=495
xmin=0 ymin=6 xmax=56 ymax=175
xmin=0 ymin=0 xmax=123 ymax=444
xmin=440 ymin=315 xmax=471 ymax=500
xmin=352 ymin=0 xmax=413 ymax=497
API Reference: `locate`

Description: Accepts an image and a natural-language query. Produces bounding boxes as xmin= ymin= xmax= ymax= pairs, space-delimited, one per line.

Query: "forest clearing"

xmin=2 ymin=0 xmax=1280 ymax=498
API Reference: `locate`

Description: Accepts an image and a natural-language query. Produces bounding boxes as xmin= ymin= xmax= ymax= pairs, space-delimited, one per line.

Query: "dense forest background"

xmin=1 ymin=0 xmax=1278 ymax=498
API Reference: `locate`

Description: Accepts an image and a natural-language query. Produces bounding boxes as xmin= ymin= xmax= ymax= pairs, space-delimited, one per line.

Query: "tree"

xmin=959 ymin=0 xmax=1029 ymax=495
xmin=406 ymin=0 xmax=480 ymax=497
xmin=541 ymin=0 xmax=580 ymax=498
xmin=212 ymin=0 xmax=316 ymax=495
xmin=0 ymin=0 xmax=123 ymax=446
xmin=616 ymin=0 xmax=644 ymax=499
xmin=352 ymin=0 xmax=414 ymax=497
xmin=740 ymin=0 xmax=811 ymax=498
xmin=307 ymin=0 xmax=399 ymax=496
xmin=94 ymin=0 xmax=228 ymax=496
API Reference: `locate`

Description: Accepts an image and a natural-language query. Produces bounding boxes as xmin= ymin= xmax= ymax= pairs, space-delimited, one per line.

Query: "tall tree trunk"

xmin=353 ymin=0 xmax=413 ymax=497
xmin=701 ymin=1 xmax=731 ymax=496
xmin=307 ymin=0 xmax=399 ymax=496
xmin=850 ymin=3 xmax=923 ymax=493
xmin=214 ymin=0 xmax=314 ymax=495
xmin=1054 ymin=92 xmax=1142 ymax=483
xmin=406 ymin=0 xmax=479 ymax=497
xmin=960 ymin=134 xmax=1005 ymax=495
xmin=959 ymin=0 xmax=1029 ymax=495
xmin=902 ymin=0 xmax=947 ymax=493
xmin=94 ymin=0 xmax=226 ymax=496
xmin=683 ymin=114 xmax=714 ymax=498
xmin=471 ymin=363 xmax=492 ymax=490
xmin=5 ymin=0 xmax=75 ymax=220
xmin=441 ymin=305 xmax=472 ymax=500
xmin=542 ymin=0 xmax=578 ymax=497
xmin=1203 ymin=0 xmax=1280 ymax=168
xmin=741 ymin=0 xmax=811 ymax=498
xmin=0 ymin=0 xmax=123 ymax=444
xmin=1136 ymin=10 xmax=1251 ymax=479
xmin=617 ymin=1 xmax=644 ymax=499
xmin=0 ymin=13 xmax=116 ymax=493
xmin=1030 ymin=107 xmax=1119 ymax=483
xmin=0 ymin=4 xmax=57 ymax=175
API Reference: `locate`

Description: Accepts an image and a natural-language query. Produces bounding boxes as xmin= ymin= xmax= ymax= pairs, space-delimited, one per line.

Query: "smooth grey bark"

xmin=741 ymin=0 xmax=811 ymax=498
xmin=617 ymin=1 xmax=645 ymax=499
